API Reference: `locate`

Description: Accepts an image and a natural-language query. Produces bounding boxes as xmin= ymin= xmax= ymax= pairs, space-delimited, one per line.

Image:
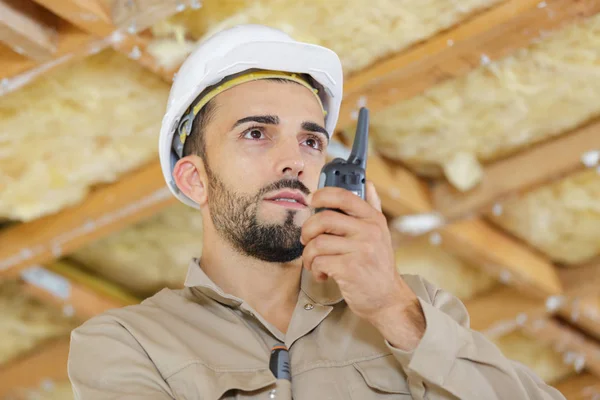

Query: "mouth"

xmin=264 ymin=191 xmax=308 ymax=209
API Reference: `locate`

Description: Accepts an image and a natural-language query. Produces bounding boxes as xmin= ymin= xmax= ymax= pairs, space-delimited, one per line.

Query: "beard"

xmin=205 ymin=163 xmax=311 ymax=263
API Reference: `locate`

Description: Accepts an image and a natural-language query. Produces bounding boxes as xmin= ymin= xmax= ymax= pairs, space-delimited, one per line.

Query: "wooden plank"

xmin=110 ymin=31 xmax=176 ymax=82
xmin=554 ymin=373 xmax=600 ymax=400
xmin=559 ymin=259 xmax=600 ymax=298
xmin=12 ymin=261 xmax=139 ymax=320
xmin=521 ymin=317 xmax=600 ymax=378
xmin=0 ymin=161 xmax=176 ymax=278
xmin=0 ymin=19 xmax=106 ymax=89
xmin=441 ymin=219 xmax=563 ymax=297
xmin=464 ymin=285 xmax=546 ymax=337
xmin=367 ymin=155 xmax=432 ymax=217
xmin=109 ymin=0 xmax=192 ymax=34
xmin=339 ymin=0 xmax=600 ymax=128
xmin=32 ymin=0 xmax=186 ymax=37
xmin=0 ymin=338 xmax=70 ymax=398
xmin=557 ymin=295 xmax=600 ymax=342
xmin=432 ymin=119 xmax=600 ymax=219
xmin=30 ymin=0 xmax=114 ymax=36
xmin=0 ymin=0 xmax=57 ymax=62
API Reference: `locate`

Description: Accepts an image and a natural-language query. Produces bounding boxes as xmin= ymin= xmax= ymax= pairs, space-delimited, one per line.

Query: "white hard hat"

xmin=158 ymin=24 xmax=344 ymax=209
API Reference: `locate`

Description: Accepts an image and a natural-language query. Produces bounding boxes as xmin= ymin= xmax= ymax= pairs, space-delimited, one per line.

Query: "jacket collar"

xmin=184 ymin=258 xmax=344 ymax=307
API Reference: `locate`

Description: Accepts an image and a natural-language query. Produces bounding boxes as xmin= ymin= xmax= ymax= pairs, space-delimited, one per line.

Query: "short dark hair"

xmin=182 ymin=99 xmax=216 ymax=161
xmin=182 ymin=76 xmax=317 ymax=163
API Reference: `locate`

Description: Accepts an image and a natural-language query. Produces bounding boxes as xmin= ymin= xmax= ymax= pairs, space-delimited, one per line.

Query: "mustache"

xmin=257 ymin=179 xmax=311 ymax=198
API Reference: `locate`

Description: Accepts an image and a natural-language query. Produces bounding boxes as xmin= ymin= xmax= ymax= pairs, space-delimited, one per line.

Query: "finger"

xmin=365 ymin=181 xmax=382 ymax=212
xmin=301 ymin=209 xmax=364 ymax=245
xmin=310 ymin=186 xmax=376 ymax=219
xmin=310 ymin=254 xmax=346 ymax=283
xmin=302 ymin=234 xmax=355 ymax=272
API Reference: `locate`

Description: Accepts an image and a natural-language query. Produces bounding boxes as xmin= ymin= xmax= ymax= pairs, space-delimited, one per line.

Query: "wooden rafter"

xmin=30 ymin=0 xmax=113 ymax=36
xmin=464 ymin=285 xmax=546 ymax=337
xmin=559 ymin=259 xmax=600 ymax=298
xmin=0 ymin=162 xmax=175 ymax=277
xmin=339 ymin=0 xmax=600 ymax=126
xmin=30 ymin=0 xmax=189 ymax=37
xmin=521 ymin=317 xmax=600 ymax=378
xmin=0 ymin=19 xmax=106 ymax=92
xmin=13 ymin=261 xmax=139 ymax=320
xmin=0 ymin=338 xmax=70 ymax=398
xmin=0 ymin=0 xmax=57 ymax=62
xmin=440 ymin=219 xmax=563 ymax=297
xmin=432 ymin=119 xmax=600 ymax=220
xmin=554 ymin=372 xmax=600 ymax=399
xmin=557 ymin=295 xmax=600 ymax=342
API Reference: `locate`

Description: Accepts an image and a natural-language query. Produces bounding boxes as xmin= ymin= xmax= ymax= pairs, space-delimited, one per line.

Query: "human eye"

xmin=302 ymin=134 xmax=325 ymax=151
xmin=241 ymin=126 xmax=266 ymax=140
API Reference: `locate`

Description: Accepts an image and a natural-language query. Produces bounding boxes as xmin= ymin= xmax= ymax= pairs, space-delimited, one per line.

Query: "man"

xmin=68 ymin=24 xmax=566 ymax=399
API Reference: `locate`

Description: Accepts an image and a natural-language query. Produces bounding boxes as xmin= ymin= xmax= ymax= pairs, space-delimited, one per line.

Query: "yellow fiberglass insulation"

xmin=0 ymin=280 xmax=78 ymax=366
xmin=147 ymin=0 xmax=503 ymax=74
xmin=395 ymin=236 xmax=496 ymax=300
xmin=370 ymin=13 xmax=600 ymax=190
xmin=69 ymin=202 xmax=203 ymax=298
xmin=488 ymin=169 xmax=600 ymax=265
xmin=492 ymin=331 xmax=575 ymax=384
xmin=0 ymin=49 xmax=170 ymax=221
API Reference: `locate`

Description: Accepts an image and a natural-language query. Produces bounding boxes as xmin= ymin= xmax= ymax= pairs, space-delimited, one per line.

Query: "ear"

xmin=172 ymin=155 xmax=209 ymax=206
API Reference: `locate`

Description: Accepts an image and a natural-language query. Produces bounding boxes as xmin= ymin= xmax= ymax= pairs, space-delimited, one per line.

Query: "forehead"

xmin=210 ymin=79 xmax=325 ymax=125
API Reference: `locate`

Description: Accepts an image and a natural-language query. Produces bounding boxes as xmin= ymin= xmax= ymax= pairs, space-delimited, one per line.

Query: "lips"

xmin=264 ymin=191 xmax=307 ymax=206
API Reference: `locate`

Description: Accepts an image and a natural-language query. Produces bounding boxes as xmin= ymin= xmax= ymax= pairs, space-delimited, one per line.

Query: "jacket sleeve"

xmin=68 ymin=316 xmax=175 ymax=400
xmin=387 ymin=275 xmax=567 ymax=400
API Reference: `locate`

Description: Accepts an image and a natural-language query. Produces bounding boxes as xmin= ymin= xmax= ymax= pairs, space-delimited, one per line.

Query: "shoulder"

xmin=71 ymin=286 xmax=201 ymax=342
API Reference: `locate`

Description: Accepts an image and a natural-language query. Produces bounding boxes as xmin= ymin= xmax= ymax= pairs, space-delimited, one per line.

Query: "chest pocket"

xmin=167 ymin=362 xmax=276 ymax=400
xmin=349 ymin=354 xmax=412 ymax=399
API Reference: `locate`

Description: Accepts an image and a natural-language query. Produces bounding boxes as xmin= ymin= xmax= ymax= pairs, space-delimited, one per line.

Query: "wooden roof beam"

xmin=521 ymin=317 xmax=600 ymax=378
xmin=464 ymin=285 xmax=547 ymax=338
xmin=0 ymin=338 xmax=70 ymax=398
xmin=432 ymin=118 xmax=600 ymax=220
xmin=339 ymin=0 xmax=600 ymax=125
xmin=0 ymin=162 xmax=175 ymax=277
xmin=0 ymin=0 xmax=57 ymax=62
xmin=554 ymin=372 xmax=600 ymax=399
xmin=30 ymin=0 xmax=116 ymax=36
xmin=0 ymin=19 xmax=106 ymax=90
xmin=31 ymin=0 xmax=191 ymax=37
xmin=13 ymin=260 xmax=139 ymax=320
xmin=557 ymin=294 xmax=600 ymax=342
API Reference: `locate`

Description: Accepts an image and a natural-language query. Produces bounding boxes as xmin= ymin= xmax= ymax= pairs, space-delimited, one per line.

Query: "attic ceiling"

xmin=1 ymin=0 xmax=600 ymax=399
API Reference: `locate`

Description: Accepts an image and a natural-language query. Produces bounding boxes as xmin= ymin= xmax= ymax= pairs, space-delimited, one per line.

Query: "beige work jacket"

xmin=68 ymin=259 xmax=566 ymax=399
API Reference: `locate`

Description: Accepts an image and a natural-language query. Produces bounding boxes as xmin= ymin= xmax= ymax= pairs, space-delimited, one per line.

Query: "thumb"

xmin=365 ymin=180 xmax=382 ymax=212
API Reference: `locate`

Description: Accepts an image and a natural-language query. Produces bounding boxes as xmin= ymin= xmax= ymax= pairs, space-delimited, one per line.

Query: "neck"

xmin=200 ymin=227 xmax=302 ymax=332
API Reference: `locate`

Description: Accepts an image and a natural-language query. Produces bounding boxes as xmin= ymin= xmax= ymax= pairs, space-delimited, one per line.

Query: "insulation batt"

xmin=489 ymin=169 xmax=600 ymax=265
xmin=370 ymin=13 xmax=600 ymax=189
xmin=0 ymin=50 xmax=169 ymax=221
xmin=0 ymin=279 xmax=77 ymax=366
xmin=492 ymin=331 xmax=575 ymax=384
xmin=147 ymin=0 xmax=502 ymax=74
xmin=395 ymin=236 xmax=496 ymax=300
xmin=69 ymin=202 xmax=203 ymax=298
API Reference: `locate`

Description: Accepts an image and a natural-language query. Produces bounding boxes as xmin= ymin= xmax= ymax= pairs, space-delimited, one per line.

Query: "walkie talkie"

xmin=316 ymin=107 xmax=369 ymax=213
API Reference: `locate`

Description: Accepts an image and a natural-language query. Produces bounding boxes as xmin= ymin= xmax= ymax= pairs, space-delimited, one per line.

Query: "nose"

xmin=274 ymin=140 xmax=305 ymax=179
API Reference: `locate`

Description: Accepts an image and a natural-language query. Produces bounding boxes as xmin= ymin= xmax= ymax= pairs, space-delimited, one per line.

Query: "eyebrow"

xmin=232 ymin=115 xmax=329 ymax=142
xmin=301 ymin=121 xmax=330 ymax=142
xmin=232 ymin=115 xmax=279 ymax=129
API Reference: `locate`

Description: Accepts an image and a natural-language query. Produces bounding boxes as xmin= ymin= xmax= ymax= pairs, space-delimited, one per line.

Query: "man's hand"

xmin=301 ymin=181 xmax=426 ymax=351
